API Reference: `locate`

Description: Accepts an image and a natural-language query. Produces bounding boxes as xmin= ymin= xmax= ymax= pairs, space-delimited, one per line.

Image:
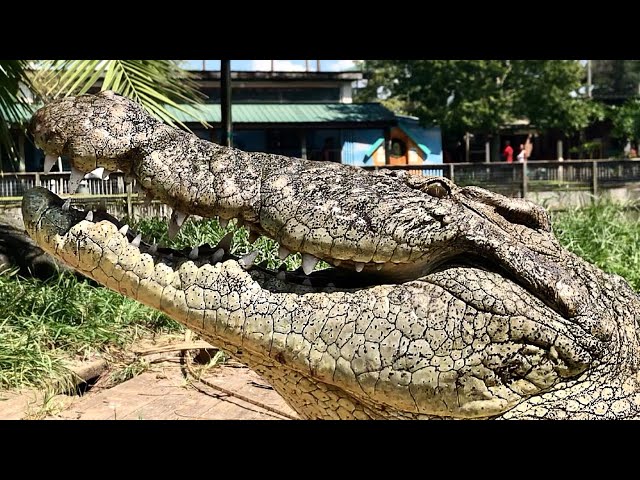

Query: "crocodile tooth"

xmin=119 ymin=224 xmax=129 ymax=235
xmin=188 ymin=246 xmax=199 ymax=260
xmin=239 ymin=251 xmax=259 ymax=270
xmin=168 ymin=210 xmax=188 ymax=239
xmin=276 ymin=270 xmax=286 ymax=281
xmin=216 ymin=232 xmax=234 ymax=252
xmin=61 ymin=199 xmax=71 ymax=211
xmin=355 ymin=262 xmax=365 ymax=273
xmin=302 ymin=253 xmax=319 ymax=275
xmin=376 ymin=264 xmax=383 ymax=271
xmin=248 ymin=230 xmax=259 ymax=244
xmin=148 ymin=243 xmax=158 ymax=254
xmin=326 ymin=282 xmax=335 ymax=288
xmin=68 ymin=166 xmax=85 ymax=194
xmin=85 ymin=210 xmax=94 ymax=221
xmin=334 ymin=259 xmax=341 ymax=266
xmin=131 ymin=234 xmax=142 ymax=247
xmin=212 ymin=248 xmax=225 ymax=263
xmin=219 ymin=218 xmax=229 ymax=228
xmin=44 ymin=154 xmax=57 ymax=172
xmin=278 ymin=245 xmax=290 ymax=261
xmin=86 ymin=167 xmax=109 ymax=180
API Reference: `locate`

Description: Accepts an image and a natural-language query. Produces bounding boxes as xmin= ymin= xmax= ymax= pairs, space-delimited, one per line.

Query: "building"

xmin=1 ymin=69 xmax=442 ymax=173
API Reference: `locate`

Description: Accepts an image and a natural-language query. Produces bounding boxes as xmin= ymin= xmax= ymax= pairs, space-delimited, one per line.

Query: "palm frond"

xmin=38 ymin=60 xmax=208 ymax=129
xmin=0 ymin=60 xmax=37 ymax=167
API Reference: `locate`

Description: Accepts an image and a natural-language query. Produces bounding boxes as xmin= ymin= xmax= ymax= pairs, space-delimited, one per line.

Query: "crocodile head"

xmin=23 ymin=92 xmax=640 ymax=419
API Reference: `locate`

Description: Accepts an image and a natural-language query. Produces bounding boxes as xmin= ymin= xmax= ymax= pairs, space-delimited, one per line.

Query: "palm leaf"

xmin=39 ymin=60 xmax=208 ymax=129
xmin=0 ymin=60 xmax=37 ymax=168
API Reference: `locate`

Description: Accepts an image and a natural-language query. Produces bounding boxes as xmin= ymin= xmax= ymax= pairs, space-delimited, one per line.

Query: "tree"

xmin=355 ymin=60 xmax=603 ymax=154
xmin=591 ymin=60 xmax=640 ymax=99
xmin=0 ymin=60 xmax=206 ymax=166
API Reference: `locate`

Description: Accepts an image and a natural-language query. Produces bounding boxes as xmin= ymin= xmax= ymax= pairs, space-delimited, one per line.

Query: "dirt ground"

xmin=0 ymin=336 xmax=298 ymax=420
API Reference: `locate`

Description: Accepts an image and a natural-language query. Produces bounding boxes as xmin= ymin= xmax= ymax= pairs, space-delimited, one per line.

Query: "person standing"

xmin=517 ymin=143 xmax=526 ymax=162
xmin=503 ymin=140 xmax=514 ymax=163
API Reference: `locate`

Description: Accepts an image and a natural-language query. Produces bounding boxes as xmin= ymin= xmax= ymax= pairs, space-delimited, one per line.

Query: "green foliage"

xmin=552 ymin=200 xmax=640 ymax=291
xmin=609 ymin=98 xmax=640 ymax=142
xmin=591 ymin=60 xmax=640 ymax=98
xmin=37 ymin=60 xmax=207 ymax=129
xmin=356 ymin=60 xmax=602 ymax=141
xmin=0 ymin=269 xmax=180 ymax=389
xmin=0 ymin=60 xmax=36 ymax=166
xmin=0 ymin=59 xmax=207 ymax=166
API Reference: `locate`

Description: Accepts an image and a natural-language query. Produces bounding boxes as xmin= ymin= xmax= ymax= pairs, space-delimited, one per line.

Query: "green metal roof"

xmin=166 ymin=103 xmax=396 ymax=124
xmin=12 ymin=102 xmax=395 ymax=126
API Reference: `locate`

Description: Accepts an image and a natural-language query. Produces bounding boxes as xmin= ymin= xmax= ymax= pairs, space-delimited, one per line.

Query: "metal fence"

xmin=362 ymin=159 xmax=640 ymax=198
xmin=0 ymin=171 xmax=134 ymax=198
xmin=3 ymin=159 xmax=640 ymax=202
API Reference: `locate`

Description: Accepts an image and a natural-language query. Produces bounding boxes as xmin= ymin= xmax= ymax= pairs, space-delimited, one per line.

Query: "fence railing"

xmin=0 ymin=171 xmax=134 ymax=198
xmin=2 ymin=159 xmax=640 ymax=203
xmin=362 ymin=159 xmax=640 ymax=198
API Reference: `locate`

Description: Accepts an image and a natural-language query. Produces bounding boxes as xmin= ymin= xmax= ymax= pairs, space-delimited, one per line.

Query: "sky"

xmin=182 ymin=60 xmax=359 ymax=72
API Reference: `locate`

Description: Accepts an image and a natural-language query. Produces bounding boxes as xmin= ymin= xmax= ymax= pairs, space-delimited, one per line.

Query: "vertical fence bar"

xmin=521 ymin=162 xmax=528 ymax=198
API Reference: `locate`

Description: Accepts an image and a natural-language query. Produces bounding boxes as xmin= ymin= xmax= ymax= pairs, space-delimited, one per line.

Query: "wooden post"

xmin=126 ymin=182 xmax=133 ymax=219
xmin=18 ymin=134 xmax=26 ymax=172
xmin=485 ymin=140 xmax=490 ymax=163
xmin=300 ymin=129 xmax=307 ymax=159
xmin=591 ymin=160 xmax=598 ymax=198
xmin=521 ymin=161 xmax=528 ymax=199
xmin=117 ymin=174 xmax=125 ymax=194
xmin=383 ymin=127 xmax=391 ymax=165
xmin=465 ymin=132 xmax=470 ymax=163
xmin=449 ymin=164 xmax=455 ymax=183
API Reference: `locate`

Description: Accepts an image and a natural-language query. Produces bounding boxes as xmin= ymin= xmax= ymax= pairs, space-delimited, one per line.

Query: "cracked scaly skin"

xmin=31 ymin=92 xmax=586 ymax=315
xmin=23 ymin=92 xmax=640 ymax=419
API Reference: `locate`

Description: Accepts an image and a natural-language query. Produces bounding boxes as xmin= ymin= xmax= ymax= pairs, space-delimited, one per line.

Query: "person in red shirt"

xmin=503 ymin=140 xmax=514 ymax=163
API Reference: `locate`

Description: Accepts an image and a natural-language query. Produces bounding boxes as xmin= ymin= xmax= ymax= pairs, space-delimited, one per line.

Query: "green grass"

xmin=551 ymin=200 xmax=640 ymax=291
xmin=0 ymin=268 xmax=180 ymax=390
xmin=2 ymin=203 xmax=639 ymax=391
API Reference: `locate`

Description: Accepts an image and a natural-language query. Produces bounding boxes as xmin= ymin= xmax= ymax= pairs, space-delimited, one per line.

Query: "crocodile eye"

xmin=426 ymin=182 xmax=449 ymax=199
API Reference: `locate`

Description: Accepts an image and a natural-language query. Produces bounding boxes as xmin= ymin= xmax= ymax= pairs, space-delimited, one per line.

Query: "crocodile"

xmin=21 ymin=91 xmax=640 ymax=419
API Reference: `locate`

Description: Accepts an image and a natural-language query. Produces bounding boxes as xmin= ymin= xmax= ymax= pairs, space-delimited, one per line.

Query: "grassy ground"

xmin=1 ymin=201 xmax=639 ymax=390
xmin=551 ymin=200 xmax=640 ymax=291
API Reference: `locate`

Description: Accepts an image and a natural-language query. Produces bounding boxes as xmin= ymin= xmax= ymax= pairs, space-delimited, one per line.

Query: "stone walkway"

xmin=0 ymin=361 xmax=298 ymax=420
